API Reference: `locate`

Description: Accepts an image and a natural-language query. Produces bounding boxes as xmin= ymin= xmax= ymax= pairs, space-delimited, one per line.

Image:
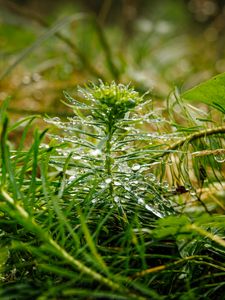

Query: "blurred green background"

xmin=0 ymin=0 xmax=225 ymax=116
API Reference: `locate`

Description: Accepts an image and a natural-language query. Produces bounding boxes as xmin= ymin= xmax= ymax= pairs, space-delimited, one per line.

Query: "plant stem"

xmin=166 ymin=125 xmax=225 ymax=152
xmin=105 ymin=119 xmax=114 ymax=197
xmin=105 ymin=131 xmax=113 ymax=176
xmin=130 ymin=255 xmax=215 ymax=279
xmin=151 ymin=125 xmax=225 ymax=162
xmin=188 ymin=223 xmax=225 ymax=248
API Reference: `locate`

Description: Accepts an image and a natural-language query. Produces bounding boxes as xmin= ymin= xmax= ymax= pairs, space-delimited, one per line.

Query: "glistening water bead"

xmin=45 ymin=82 xmax=175 ymax=220
xmin=131 ymin=163 xmax=141 ymax=171
xmin=114 ymin=196 xmax=120 ymax=203
xmin=90 ymin=149 xmax=102 ymax=156
xmin=214 ymin=154 xmax=225 ymax=163
xmin=105 ymin=178 xmax=112 ymax=184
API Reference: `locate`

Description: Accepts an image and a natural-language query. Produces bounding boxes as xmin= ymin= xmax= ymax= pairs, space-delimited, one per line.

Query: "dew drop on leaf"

xmin=132 ymin=163 xmax=141 ymax=171
xmin=138 ymin=198 xmax=144 ymax=205
xmin=90 ymin=149 xmax=102 ymax=156
xmin=214 ymin=154 xmax=225 ymax=163
xmin=52 ymin=117 xmax=61 ymax=122
xmin=145 ymin=204 xmax=164 ymax=218
xmin=139 ymin=186 xmax=146 ymax=191
xmin=125 ymin=186 xmax=131 ymax=191
xmin=105 ymin=178 xmax=112 ymax=184
xmin=68 ymin=175 xmax=76 ymax=183
xmin=114 ymin=181 xmax=121 ymax=186
xmin=162 ymin=181 xmax=169 ymax=189
xmin=73 ymin=155 xmax=81 ymax=160
xmin=131 ymin=180 xmax=139 ymax=185
xmin=148 ymin=173 xmax=156 ymax=182
xmin=114 ymin=196 xmax=120 ymax=203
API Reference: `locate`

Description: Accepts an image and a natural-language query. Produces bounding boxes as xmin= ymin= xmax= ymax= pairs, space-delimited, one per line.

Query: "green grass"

xmin=0 ymin=2 xmax=225 ymax=298
xmin=0 ymin=81 xmax=225 ymax=299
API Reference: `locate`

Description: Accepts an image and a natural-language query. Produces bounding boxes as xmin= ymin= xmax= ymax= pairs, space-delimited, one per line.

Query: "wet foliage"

xmin=0 ymin=1 xmax=225 ymax=299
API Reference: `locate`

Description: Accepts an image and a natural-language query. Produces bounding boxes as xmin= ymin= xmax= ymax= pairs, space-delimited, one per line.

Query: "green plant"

xmin=44 ymin=81 xmax=176 ymax=223
xmin=0 ymin=80 xmax=225 ymax=299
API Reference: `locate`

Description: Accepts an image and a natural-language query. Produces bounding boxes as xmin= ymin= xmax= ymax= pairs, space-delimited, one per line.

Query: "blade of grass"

xmin=77 ymin=205 xmax=109 ymax=275
xmin=8 ymin=115 xmax=39 ymax=132
xmin=0 ymin=13 xmax=87 ymax=81
xmin=29 ymin=129 xmax=48 ymax=209
xmin=0 ymin=116 xmax=8 ymax=187
xmin=0 ymin=97 xmax=11 ymax=123
xmin=0 ymin=117 xmax=21 ymax=199
xmin=0 ymin=189 xmax=146 ymax=299
xmin=188 ymin=224 xmax=225 ymax=248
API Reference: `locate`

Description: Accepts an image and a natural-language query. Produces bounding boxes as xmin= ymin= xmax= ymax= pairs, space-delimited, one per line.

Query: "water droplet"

xmin=68 ymin=175 xmax=76 ymax=182
xmin=139 ymin=186 xmax=146 ymax=191
xmin=114 ymin=181 xmax=121 ymax=186
xmin=138 ymin=198 xmax=144 ymax=205
xmin=86 ymin=116 xmax=93 ymax=121
xmin=214 ymin=154 xmax=225 ymax=163
xmin=148 ymin=173 xmax=156 ymax=182
xmin=162 ymin=181 xmax=169 ymax=189
xmin=40 ymin=144 xmax=49 ymax=149
xmin=132 ymin=163 xmax=141 ymax=171
xmin=185 ymin=184 xmax=191 ymax=190
xmin=114 ymin=196 xmax=120 ymax=203
xmin=57 ymin=150 xmax=65 ymax=156
xmin=100 ymin=183 xmax=106 ymax=188
xmin=90 ymin=149 xmax=102 ymax=156
xmin=52 ymin=117 xmax=61 ymax=122
xmin=73 ymin=155 xmax=81 ymax=160
xmin=145 ymin=204 xmax=164 ymax=218
xmin=105 ymin=178 xmax=112 ymax=184
xmin=118 ymin=163 xmax=131 ymax=173
xmin=125 ymin=186 xmax=131 ymax=191
xmin=131 ymin=180 xmax=138 ymax=185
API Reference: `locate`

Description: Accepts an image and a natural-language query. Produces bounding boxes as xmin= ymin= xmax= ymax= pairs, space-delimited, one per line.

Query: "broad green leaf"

xmin=182 ymin=72 xmax=225 ymax=112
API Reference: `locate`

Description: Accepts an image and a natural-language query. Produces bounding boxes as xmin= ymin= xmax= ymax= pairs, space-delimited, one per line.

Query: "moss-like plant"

xmin=45 ymin=81 xmax=174 ymax=223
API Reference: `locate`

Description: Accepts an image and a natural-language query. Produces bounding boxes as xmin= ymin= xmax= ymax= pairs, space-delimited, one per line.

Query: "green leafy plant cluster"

xmin=0 ymin=78 xmax=225 ymax=299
